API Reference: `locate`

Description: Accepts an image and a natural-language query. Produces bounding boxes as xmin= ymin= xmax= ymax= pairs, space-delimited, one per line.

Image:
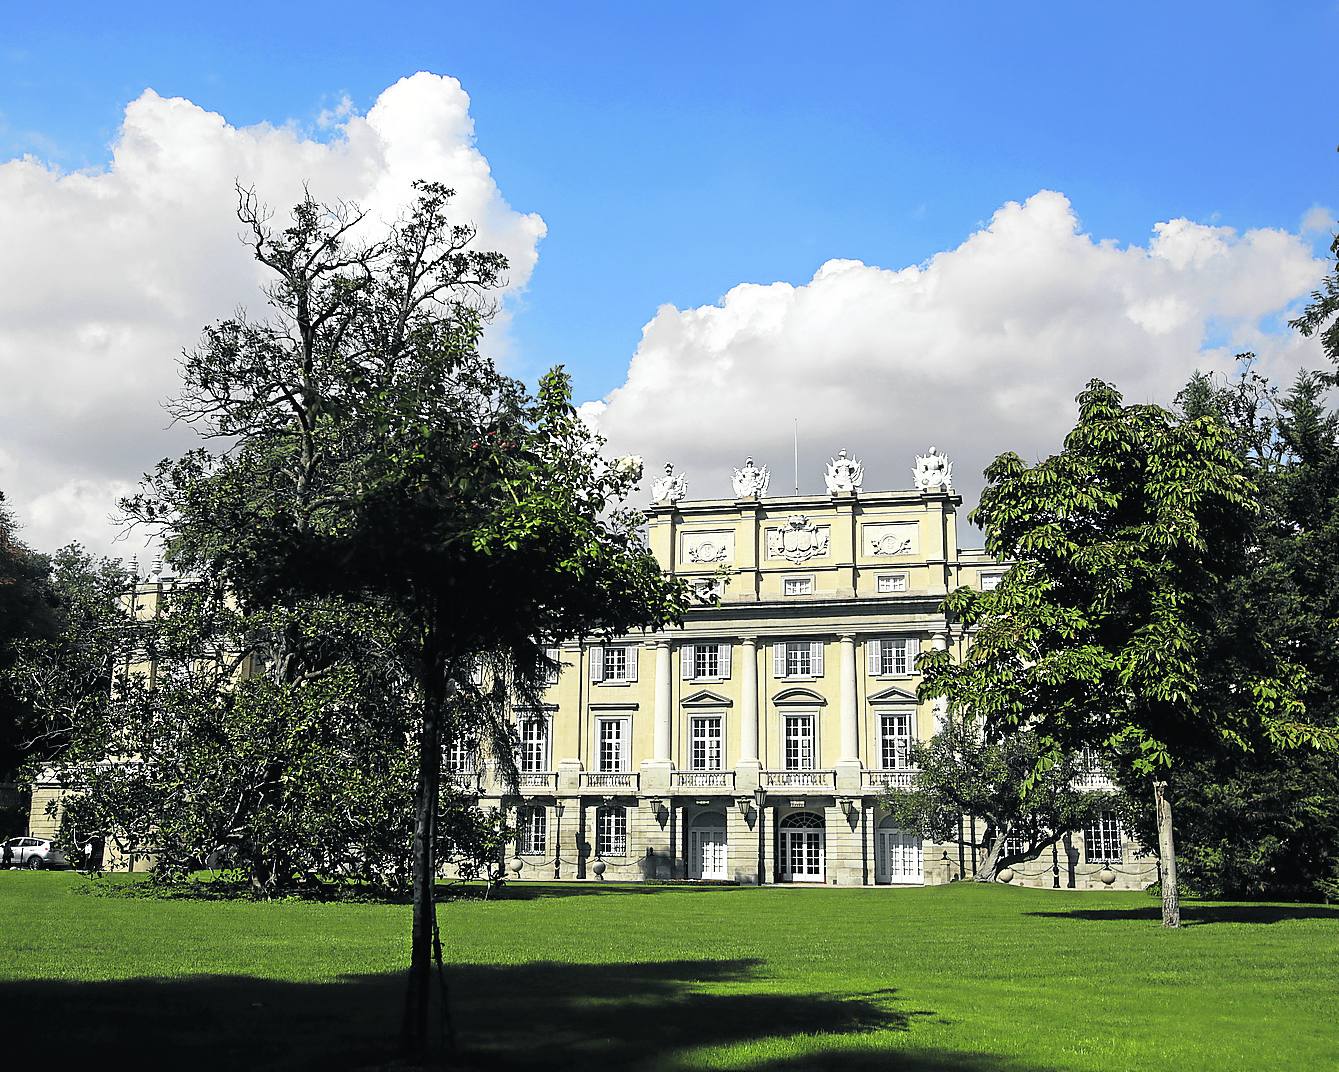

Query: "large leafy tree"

xmin=5 ymin=544 xmax=131 ymax=771
xmin=920 ymin=380 xmax=1331 ymax=926
xmin=885 ymin=715 xmax=1108 ymax=883
xmin=124 ymin=182 xmax=684 ymax=1056
xmin=0 ymin=492 xmax=57 ymax=776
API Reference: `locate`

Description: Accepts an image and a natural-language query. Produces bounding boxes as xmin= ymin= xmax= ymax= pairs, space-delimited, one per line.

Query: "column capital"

xmin=739 ymin=635 xmax=759 ymax=647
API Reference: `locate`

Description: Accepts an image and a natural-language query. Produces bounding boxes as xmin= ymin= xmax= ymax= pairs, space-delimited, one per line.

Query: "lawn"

xmin=2 ymin=873 xmax=1336 ymax=1071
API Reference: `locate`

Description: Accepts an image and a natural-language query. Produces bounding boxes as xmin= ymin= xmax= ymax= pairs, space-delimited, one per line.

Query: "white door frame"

xmin=778 ymin=814 xmax=825 ymax=883
xmin=689 ymin=821 xmax=728 ymax=880
xmin=875 ymin=825 xmax=923 ymax=884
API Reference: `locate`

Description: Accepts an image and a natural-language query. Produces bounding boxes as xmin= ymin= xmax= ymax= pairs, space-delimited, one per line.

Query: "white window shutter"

xmin=682 ymin=644 xmax=695 ymax=680
xmin=867 ymin=639 xmax=881 ymax=675
xmin=719 ymin=643 xmax=731 ymax=679
xmin=627 ymin=645 xmax=639 ymax=682
xmin=812 ymin=640 xmax=824 ymax=677
xmin=909 ymin=637 xmax=921 ymax=668
xmin=590 ymin=646 xmax=604 ymax=683
xmin=773 ymin=643 xmax=786 ymax=678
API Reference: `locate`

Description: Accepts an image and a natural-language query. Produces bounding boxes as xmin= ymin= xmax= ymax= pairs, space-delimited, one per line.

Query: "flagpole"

xmin=793 ymin=418 xmax=799 ymax=494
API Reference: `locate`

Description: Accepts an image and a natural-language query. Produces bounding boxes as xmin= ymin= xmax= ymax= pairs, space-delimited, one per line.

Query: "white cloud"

xmin=0 ymin=72 xmax=545 ymax=558
xmin=583 ymin=191 xmax=1327 ymax=532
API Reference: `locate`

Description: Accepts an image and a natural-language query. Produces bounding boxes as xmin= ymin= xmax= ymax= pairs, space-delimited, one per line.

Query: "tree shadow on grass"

xmin=0 ymin=957 xmax=1050 ymax=1071
xmin=1026 ymin=902 xmax=1339 ymax=926
xmin=494 ymin=881 xmax=748 ymax=900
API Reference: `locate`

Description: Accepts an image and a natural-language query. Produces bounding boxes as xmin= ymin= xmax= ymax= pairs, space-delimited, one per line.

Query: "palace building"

xmin=27 ymin=448 xmax=1154 ymax=889
xmin=460 ymin=449 xmax=1155 ymax=890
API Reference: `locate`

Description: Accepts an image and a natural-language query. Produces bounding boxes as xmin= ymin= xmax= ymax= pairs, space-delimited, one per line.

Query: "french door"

xmin=876 ymin=828 xmax=923 ymax=884
xmin=780 ymin=827 xmax=824 ymax=882
xmin=689 ymin=825 xmax=728 ymax=880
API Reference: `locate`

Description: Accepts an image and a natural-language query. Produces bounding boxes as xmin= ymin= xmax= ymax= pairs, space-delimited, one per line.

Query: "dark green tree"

xmin=919 ymin=380 xmax=1331 ymax=926
xmin=123 ymin=182 xmax=685 ymax=1057
xmin=885 ymin=714 xmax=1108 ymax=882
xmin=0 ymin=492 xmax=57 ymax=777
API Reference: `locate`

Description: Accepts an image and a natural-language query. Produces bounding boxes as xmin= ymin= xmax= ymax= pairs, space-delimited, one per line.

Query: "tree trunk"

xmin=1153 ymin=779 xmax=1180 ymax=928
xmin=403 ymin=656 xmax=445 ymax=1058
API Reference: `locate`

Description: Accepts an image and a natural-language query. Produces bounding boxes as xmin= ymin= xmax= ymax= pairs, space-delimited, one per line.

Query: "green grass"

xmin=2 ymin=873 xmax=1337 ymax=1071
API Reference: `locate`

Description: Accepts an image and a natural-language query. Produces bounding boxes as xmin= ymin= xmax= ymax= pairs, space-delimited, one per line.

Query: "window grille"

xmin=604 ymin=646 xmax=628 ymax=680
xmin=691 ymin=716 xmax=723 ymax=770
xmin=597 ymin=718 xmax=626 ymax=773
xmin=1000 ymin=832 xmax=1028 ymax=859
xmin=783 ymin=576 xmax=813 ymax=596
xmin=518 ymin=806 xmax=547 ymax=855
xmin=879 ymin=713 xmax=914 ymax=769
xmin=867 ymin=637 xmax=919 ymax=676
xmin=695 ymin=644 xmax=719 ymax=679
xmin=877 ymin=574 xmax=908 ymax=593
xmin=446 ymin=738 xmax=476 ymax=774
xmin=596 ymin=807 xmax=627 ymax=856
xmin=1084 ymin=811 xmax=1123 ymax=863
xmin=519 ymin=717 xmax=548 ymax=773
xmin=784 ymin=714 xmax=816 ymax=770
xmin=785 ymin=641 xmax=812 ymax=677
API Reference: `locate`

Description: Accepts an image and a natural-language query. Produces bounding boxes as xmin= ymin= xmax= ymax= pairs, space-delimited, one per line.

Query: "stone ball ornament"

xmin=1098 ymin=867 xmax=1117 ymax=886
xmin=997 ymin=867 xmax=1015 ymax=884
xmin=508 ymin=856 xmax=524 ymax=875
xmin=592 ymin=860 xmax=607 ymax=878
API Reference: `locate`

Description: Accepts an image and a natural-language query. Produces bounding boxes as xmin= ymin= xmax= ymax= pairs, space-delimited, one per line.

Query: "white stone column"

xmin=838 ymin=633 xmax=858 ymax=761
xmin=740 ymin=637 xmax=759 ymax=765
xmin=654 ymin=639 xmax=673 ymax=762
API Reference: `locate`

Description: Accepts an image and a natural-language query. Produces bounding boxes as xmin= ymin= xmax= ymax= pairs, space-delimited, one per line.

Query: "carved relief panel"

xmin=765 ymin=515 xmax=831 ymax=564
xmin=680 ymin=529 xmax=735 ymax=565
xmin=862 ymin=522 xmax=921 ymax=558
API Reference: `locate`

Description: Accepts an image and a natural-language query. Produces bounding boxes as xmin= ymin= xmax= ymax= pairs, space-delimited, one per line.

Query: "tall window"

xmin=691 ymin=716 xmax=723 ymax=770
xmin=519 ymin=717 xmax=549 ymax=772
xmin=683 ymin=642 xmax=730 ymax=681
xmin=446 ymin=737 xmax=476 ymax=774
xmin=596 ymin=806 xmax=627 ymax=856
xmin=543 ymin=646 xmax=561 ymax=686
xmin=592 ymin=644 xmax=638 ymax=683
xmin=1084 ymin=811 xmax=1122 ymax=863
xmin=879 ymin=713 xmax=914 ymax=769
xmin=518 ymin=806 xmax=547 ymax=855
xmin=784 ymin=714 xmax=816 ymax=770
xmin=597 ymin=718 xmax=628 ymax=773
xmin=868 ymin=637 xmax=918 ymax=676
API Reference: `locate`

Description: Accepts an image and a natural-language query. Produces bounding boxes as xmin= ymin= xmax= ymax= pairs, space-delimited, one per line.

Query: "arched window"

xmin=596 ymin=806 xmax=627 ymax=856
xmin=779 ymin=811 xmax=824 ymax=829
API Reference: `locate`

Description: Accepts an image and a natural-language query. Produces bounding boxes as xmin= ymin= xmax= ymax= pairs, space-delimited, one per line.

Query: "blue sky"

xmin=2 ymin=3 xmax=1336 ymax=553
xmin=5 ymin=2 xmax=1335 ymax=400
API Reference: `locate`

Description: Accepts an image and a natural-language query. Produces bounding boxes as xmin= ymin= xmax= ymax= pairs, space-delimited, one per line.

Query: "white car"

xmin=2 ymin=837 xmax=69 ymax=869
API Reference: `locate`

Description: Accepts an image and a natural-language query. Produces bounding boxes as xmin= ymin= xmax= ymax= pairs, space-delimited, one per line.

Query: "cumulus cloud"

xmin=583 ymin=191 xmax=1327 ymax=534
xmin=0 ymin=73 xmax=545 ymax=559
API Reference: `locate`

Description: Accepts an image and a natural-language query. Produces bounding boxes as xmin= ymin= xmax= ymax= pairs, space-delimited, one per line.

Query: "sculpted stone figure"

xmin=913 ymin=446 xmax=953 ymax=493
xmin=824 ymin=449 xmax=864 ymax=494
xmin=650 ymin=462 xmax=687 ymax=505
xmin=732 ymin=457 xmax=770 ymax=498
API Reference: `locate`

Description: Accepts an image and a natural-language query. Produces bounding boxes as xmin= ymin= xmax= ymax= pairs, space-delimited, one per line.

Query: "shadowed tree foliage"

xmin=885 ymin=715 xmax=1107 ymax=882
xmin=118 ymin=181 xmax=686 ymax=1056
xmin=918 ymin=379 xmax=1332 ymax=926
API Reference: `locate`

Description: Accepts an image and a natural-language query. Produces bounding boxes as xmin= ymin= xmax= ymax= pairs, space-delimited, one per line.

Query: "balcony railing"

xmin=862 ymin=769 xmax=917 ymax=790
xmin=1072 ymin=768 xmax=1116 ymax=791
xmin=581 ymin=772 xmax=640 ymax=791
xmin=671 ymin=770 xmax=735 ymax=790
xmin=443 ymin=770 xmax=482 ymax=793
xmin=762 ymin=769 xmax=836 ymax=790
xmin=515 ymin=772 xmax=558 ymax=791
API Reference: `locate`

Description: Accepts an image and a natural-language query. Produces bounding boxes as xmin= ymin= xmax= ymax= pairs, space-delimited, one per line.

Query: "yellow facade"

xmin=473 ymin=471 xmax=1154 ymax=890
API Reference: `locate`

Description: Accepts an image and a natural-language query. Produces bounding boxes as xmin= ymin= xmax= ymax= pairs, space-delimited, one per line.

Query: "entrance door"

xmin=876 ymin=823 xmax=923 ymax=884
xmin=689 ymin=820 xmax=727 ymax=880
xmin=778 ymin=812 xmax=825 ymax=882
